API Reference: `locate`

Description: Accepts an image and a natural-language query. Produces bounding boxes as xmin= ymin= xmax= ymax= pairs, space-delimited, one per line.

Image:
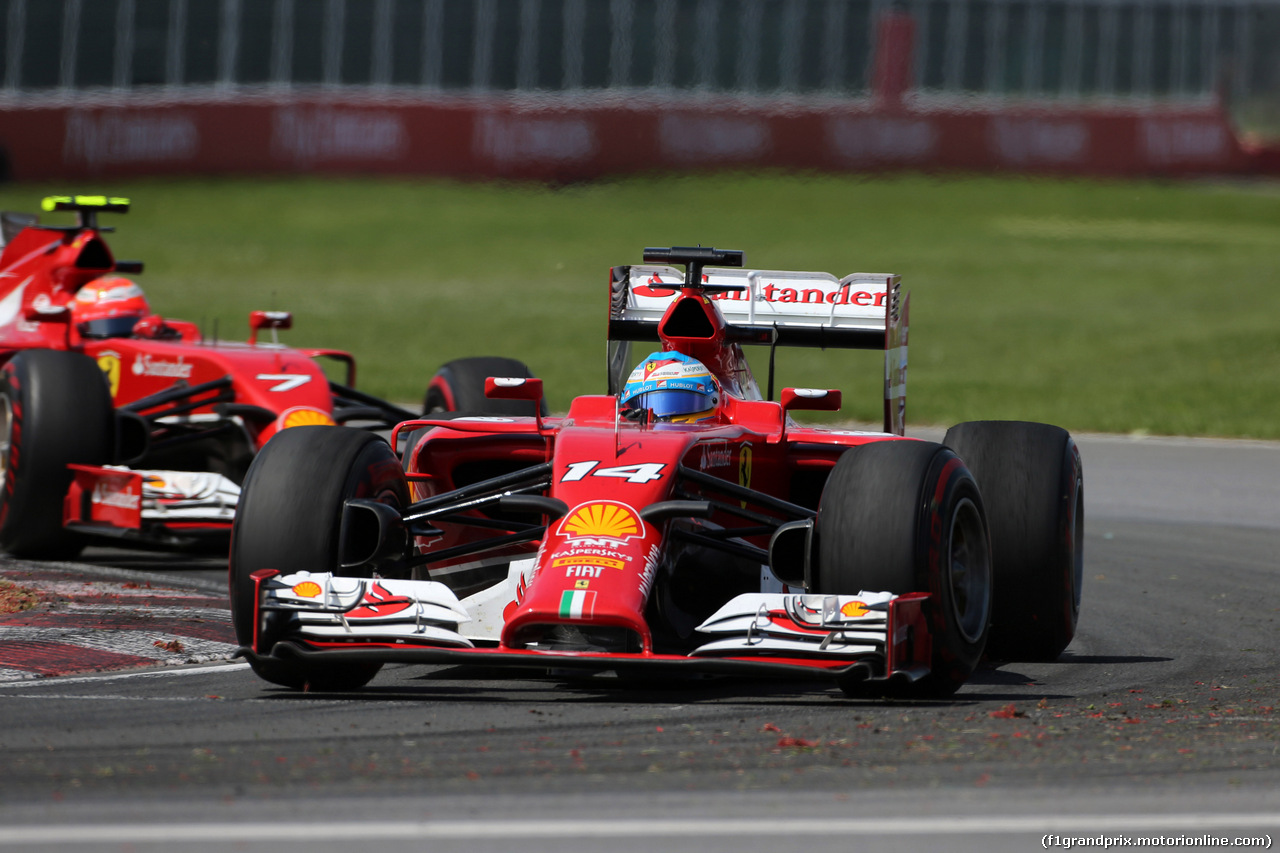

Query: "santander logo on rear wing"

xmin=619 ymin=265 xmax=897 ymax=335
xmin=608 ymin=260 xmax=910 ymax=435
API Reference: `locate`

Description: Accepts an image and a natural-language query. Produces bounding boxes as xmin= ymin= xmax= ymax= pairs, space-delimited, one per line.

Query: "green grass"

xmin=3 ymin=173 xmax=1278 ymax=438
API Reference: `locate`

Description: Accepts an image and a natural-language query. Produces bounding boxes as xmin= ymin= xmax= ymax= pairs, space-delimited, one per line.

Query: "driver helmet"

xmin=620 ymin=351 xmax=721 ymax=423
xmin=73 ymin=277 xmax=150 ymax=339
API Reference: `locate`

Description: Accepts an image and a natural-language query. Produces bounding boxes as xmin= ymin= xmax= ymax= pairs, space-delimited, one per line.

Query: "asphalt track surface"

xmin=0 ymin=431 xmax=1277 ymax=852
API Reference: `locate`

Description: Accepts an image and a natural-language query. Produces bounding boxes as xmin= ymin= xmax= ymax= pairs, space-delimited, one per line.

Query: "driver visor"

xmin=78 ymin=315 xmax=143 ymax=338
xmin=625 ymin=389 xmax=715 ymax=420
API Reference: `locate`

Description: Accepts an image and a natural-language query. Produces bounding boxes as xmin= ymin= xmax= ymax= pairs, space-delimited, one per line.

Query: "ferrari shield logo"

xmin=96 ymin=352 xmax=122 ymax=399
xmin=643 ymin=358 xmax=678 ymax=379
xmin=738 ymin=444 xmax=753 ymax=488
xmin=738 ymin=443 xmax=753 ymax=508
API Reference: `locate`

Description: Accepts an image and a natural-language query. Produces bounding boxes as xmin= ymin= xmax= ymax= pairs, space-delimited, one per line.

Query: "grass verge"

xmin=2 ymin=173 xmax=1277 ymax=438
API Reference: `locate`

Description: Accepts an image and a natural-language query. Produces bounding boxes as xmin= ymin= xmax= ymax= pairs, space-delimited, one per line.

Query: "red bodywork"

xmin=237 ymin=248 xmax=936 ymax=692
xmin=398 ymin=394 xmax=894 ymax=657
xmin=257 ymin=250 xmax=928 ymax=686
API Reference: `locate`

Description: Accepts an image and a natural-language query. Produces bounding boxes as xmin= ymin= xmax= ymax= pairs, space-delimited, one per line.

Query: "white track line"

xmin=2 ymin=814 xmax=1279 ymax=845
xmin=61 ymin=605 xmax=231 ymax=618
xmin=0 ymin=661 xmax=248 ymax=688
xmin=0 ymin=626 xmax=237 ymax=659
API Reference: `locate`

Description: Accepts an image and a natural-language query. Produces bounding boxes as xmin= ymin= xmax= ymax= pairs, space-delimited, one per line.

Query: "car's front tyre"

xmin=814 ymin=439 xmax=993 ymax=697
xmin=0 ymin=350 xmax=113 ymax=558
xmin=229 ymin=426 xmax=409 ymax=691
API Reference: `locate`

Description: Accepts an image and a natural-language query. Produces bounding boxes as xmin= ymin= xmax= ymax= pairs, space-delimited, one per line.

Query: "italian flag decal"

xmin=559 ymin=589 xmax=596 ymax=619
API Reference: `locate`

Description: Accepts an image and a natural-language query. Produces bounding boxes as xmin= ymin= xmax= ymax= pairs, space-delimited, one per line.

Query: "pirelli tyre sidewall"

xmin=0 ymin=350 xmax=113 ymax=558
xmin=943 ymin=420 xmax=1084 ymax=662
xmin=815 ymin=439 xmax=993 ymax=697
xmin=229 ymin=425 xmax=409 ymax=691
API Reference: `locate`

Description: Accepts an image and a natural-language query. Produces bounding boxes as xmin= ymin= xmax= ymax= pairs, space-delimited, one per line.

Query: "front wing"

xmin=239 ymin=571 xmax=934 ymax=691
xmin=63 ymin=464 xmax=241 ymax=544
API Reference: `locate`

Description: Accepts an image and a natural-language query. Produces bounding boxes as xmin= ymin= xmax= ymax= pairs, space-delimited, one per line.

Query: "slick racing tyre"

xmin=0 ymin=350 xmax=113 ymax=558
xmin=422 ymin=356 xmax=548 ymax=417
xmin=814 ymin=440 xmax=992 ymax=697
xmin=943 ymin=421 xmax=1084 ymax=662
xmin=229 ymin=426 xmax=409 ymax=691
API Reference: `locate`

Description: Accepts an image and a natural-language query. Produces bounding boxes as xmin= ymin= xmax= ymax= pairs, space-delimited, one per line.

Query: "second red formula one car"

xmin=230 ymin=246 xmax=1084 ymax=697
xmin=0 ymin=196 xmax=536 ymax=557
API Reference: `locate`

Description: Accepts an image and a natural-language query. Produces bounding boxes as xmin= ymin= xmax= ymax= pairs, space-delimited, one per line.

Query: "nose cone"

xmin=500 ymin=499 xmax=659 ymax=652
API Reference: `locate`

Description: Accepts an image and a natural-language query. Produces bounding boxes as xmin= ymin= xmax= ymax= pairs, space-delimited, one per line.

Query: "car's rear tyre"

xmin=0 ymin=350 xmax=113 ymax=558
xmin=423 ymin=356 xmax=548 ymax=417
xmin=229 ymin=426 xmax=409 ymax=691
xmin=943 ymin=420 xmax=1084 ymax=662
xmin=814 ymin=440 xmax=992 ymax=697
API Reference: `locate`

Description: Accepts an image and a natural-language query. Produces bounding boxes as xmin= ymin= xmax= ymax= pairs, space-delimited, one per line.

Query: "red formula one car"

xmin=0 ymin=196 xmax=511 ymax=557
xmin=231 ymin=247 xmax=1084 ymax=697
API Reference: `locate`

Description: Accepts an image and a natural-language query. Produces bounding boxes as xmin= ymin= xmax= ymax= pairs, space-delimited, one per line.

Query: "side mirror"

xmin=132 ymin=314 xmax=180 ymax=340
xmin=485 ymin=376 xmax=543 ymax=403
xmin=485 ymin=377 xmax=545 ymax=429
xmin=24 ymin=294 xmax=70 ymax=324
xmin=248 ymin=310 xmax=292 ymax=345
xmin=780 ymin=388 xmax=842 ymax=414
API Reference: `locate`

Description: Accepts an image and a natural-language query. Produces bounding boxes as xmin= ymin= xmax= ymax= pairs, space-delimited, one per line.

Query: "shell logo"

xmin=559 ymin=501 xmax=642 ymax=542
xmin=840 ymin=600 xmax=869 ymax=618
xmin=292 ymin=581 xmax=323 ymax=598
xmin=278 ymin=407 xmax=336 ymax=430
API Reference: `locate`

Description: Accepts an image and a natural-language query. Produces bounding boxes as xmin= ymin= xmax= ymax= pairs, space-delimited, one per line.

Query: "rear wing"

xmin=607 ymin=258 xmax=910 ymax=435
xmin=0 ymin=195 xmax=142 ymax=277
xmin=610 ymin=265 xmax=897 ymax=350
xmin=0 ymin=211 xmax=37 ymax=248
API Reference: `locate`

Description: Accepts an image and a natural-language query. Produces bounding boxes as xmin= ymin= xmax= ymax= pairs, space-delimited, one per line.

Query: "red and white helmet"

xmin=73 ymin=277 xmax=150 ymax=338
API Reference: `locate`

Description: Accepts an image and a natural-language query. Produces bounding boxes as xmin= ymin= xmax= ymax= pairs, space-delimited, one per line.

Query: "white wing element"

xmin=691 ymin=592 xmax=897 ymax=658
xmin=92 ymin=465 xmax=243 ymax=523
xmin=262 ymin=572 xmax=474 ymax=648
xmin=622 ymin=265 xmax=898 ymax=332
xmin=136 ymin=468 xmax=241 ymax=523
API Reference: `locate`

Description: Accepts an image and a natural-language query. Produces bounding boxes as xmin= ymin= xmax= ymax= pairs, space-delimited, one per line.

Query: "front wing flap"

xmin=691 ymin=591 xmax=895 ymax=658
xmin=64 ymin=464 xmax=241 ymax=532
xmin=255 ymin=571 xmax=473 ymax=649
xmin=244 ymin=573 xmax=934 ymax=688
